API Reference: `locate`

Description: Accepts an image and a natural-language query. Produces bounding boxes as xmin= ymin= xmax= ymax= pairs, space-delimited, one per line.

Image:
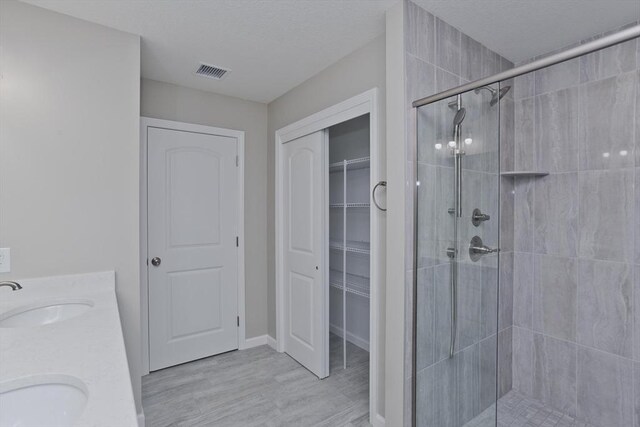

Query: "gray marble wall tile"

xmin=636 ymin=169 xmax=640 ymax=265
xmin=406 ymin=1 xmax=435 ymax=64
xmin=534 ymin=57 xmax=579 ymax=96
xmin=498 ymin=251 xmax=514 ymax=331
xmin=512 ymin=326 xmax=534 ymax=395
xmin=534 ymin=87 xmax=579 ymax=173
xmin=514 ymin=71 xmax=535 ymax=100
xmin=417 ymin=267 xmax=435 ymax=371
xmin=406 ymin=55 xmax=436 ymax=107
xmin=577 ymin=259 xmax=633 ymax=358
xmin=533 ymin=173 xmax=578 ymax=257
xmin=416 ymin=162 xmax=437 ymax=267
xmin=500 ymin=177 xmax=514 ymax=253
xmin=460 ymin=171 xmax=499 ymax=258
xmin=498 ymin=327 xmax=513 ymax=398
xmin=405 ymin=1 xmax=417 ymax=57
xmin=435 ymin=17 xmax=461 ymax=76
xmin=578 ymin=169 xmax=635 ymax=262
xmin=514 ymin=98 xmax=535 ymax=171
xmin=513 ymin=177 xmax=534 ymax=253
xmin=457 ymin=343 xmax=481 ymax=425
xmin=416 ymin=357 xmax=457 ymax=427
xmin=480 ymin=264 xmax=498 ymax=339
xmin=436 ymin=67 xmax=460 ymax=93
xmin=532 ymin=334 xmax=577 ymax=416
xmin=456 ymin=263 xmax=482 ymax=351
xmin=500 ymin=98 xmax=515 ymax=173
xmin=461 ymin=34 xmax=503 ymax=83
xmin=434 ymin=264 xmax=453 ymax=362
xmin=637 ymin=72 xmax=640 ymax=168
xmin=479 ymin=336 xmax=498 ymax=412
xmin=533 ymin=255 xmax=577 ymax=341
xmin=513 ymin=253 xmax=533 ymax=329
xmin=580 ymin=30 xmax=637 ymax=83
xmin=417 ymin=102 xmax=454 ymax=167
xmin=462 ymin=89 xmax=500 ymax=174
xmin=461 ymin=33 xmax=484 ymax=82
xmin=578 ymin=72 xmax=636 ymax=171
xmin=577 ymin=346 xmax=633 ymax=427
xmin=635 ymin=265 xmax=640 ymax=361
xmin=433 ymin=166 xmax=455 ymax=265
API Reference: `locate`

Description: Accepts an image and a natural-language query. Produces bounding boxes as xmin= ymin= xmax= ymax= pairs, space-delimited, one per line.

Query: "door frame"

xmin=275 ymin=88 xmax=381 ymax=424
xmin=140 ymin=117 xmax=245 ymax=375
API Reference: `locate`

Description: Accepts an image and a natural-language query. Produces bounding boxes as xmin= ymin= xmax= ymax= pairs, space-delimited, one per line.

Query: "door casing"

xmin=275 ymin=88 xmax=383 ymax=426
xmin=140 ymin=117 xmax=245 ymax=375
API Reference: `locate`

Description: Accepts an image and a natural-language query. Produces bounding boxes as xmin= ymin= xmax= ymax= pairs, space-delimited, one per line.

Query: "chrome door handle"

xmin=151 ymin=257 xmax=162 ymax=267
xmin=469 ymin=236 xmax=498 ymax=262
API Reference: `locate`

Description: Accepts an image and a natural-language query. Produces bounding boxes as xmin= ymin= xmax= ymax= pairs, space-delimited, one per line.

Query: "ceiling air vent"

xmin=195 ymin=63 xmax=230 ymax=80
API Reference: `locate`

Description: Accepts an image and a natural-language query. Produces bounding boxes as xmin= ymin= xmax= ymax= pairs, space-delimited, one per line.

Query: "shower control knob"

xmin=472 ymin=208 xmax=491 ymax=226
xmin=469 ymin=236 xmax=498 ymax=262
xmin=151 ymin=257 xmax=161 ymax=267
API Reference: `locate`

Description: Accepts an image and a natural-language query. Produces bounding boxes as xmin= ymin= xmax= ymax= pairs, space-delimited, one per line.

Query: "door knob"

xmin=151 ymin=257 xmax=162 ymax=267
xmin=469 ymin=236 xmax=498 ymax=262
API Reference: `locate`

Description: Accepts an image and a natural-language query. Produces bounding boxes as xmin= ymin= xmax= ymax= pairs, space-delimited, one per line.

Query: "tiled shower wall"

xmin=405 ymin=1 xmax=515 ymax=425
xmin=510 ymin=23 xmax=640 ymax=427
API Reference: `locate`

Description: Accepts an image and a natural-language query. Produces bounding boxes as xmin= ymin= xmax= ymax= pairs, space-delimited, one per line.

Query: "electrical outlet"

xmin=0 ymin=248 xmax=10 ymax=273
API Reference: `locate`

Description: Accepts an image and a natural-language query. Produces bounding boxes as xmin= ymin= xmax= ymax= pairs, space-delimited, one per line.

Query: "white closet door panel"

xmin=148 ymin=127 xmax=238 ymax=371
xmin=282 ymin=130 xmax=328 ymax=379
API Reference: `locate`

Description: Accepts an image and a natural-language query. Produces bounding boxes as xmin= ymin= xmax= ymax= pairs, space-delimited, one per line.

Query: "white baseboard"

xmin=371 ymin=413 xmax=385 ymax=427
xmin=137 ymin=410 xmax=145 ymax=427
xmin=329 ymin=323 xmax=370 ymax=352
xmin=240 ymin=334 xmax=268 ymax=350
xmin=267 ymin=335 xmax=277 ymax=350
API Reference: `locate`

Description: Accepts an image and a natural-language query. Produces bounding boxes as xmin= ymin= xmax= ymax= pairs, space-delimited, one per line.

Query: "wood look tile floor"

xmin=142 ymin=334 xmax=370 ymax=427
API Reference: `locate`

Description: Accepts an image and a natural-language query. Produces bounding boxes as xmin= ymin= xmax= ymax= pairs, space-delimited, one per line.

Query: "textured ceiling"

xmin=21 ymin=0 xmax=396 ymax=103
xmin=20 ymin=1 xmax=640 ymax=102
xmin=413 ymin=0 xmax=640 ymax=63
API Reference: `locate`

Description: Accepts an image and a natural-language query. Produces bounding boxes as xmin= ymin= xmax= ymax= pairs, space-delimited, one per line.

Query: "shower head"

xmin=474 ymin=85 xmax=511 ymax=106
xmin=451 ymin=107 xmax=466 ymax=141
xmin=453 ymin=107 xmax=466 ymax=126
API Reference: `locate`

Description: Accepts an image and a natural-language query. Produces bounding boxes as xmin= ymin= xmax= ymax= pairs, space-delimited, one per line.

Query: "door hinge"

xmin=236 ymin=155 xmax=239 ymax=167
xmin=237 ymin=316 xmax=240 ymax=327
xmin=236 ymin=236 xmax=239 ymax=247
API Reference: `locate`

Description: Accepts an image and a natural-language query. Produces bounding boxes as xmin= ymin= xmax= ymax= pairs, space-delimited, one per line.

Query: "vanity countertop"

xmin=0 ymin=271 xmax=138 ymax=427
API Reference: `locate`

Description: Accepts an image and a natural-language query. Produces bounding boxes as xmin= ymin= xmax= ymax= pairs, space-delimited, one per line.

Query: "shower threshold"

xmin=463 ymin=390 xmax=595 ymax=427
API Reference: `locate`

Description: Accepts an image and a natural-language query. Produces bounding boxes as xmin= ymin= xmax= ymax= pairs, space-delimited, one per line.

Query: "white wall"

xmin=267 ymin=35 xmax=387 ymax=419
xmin=0 ymin=0 xmax=142 ymax=412
xmin=141 ymin=78 xmax=269 ymax=339
xmin=384 ymin=2 xmax=407 ymax=425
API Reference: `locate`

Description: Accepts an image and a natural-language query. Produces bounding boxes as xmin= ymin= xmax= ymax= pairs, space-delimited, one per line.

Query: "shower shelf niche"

xmin=500 ymin=171 xmax=549 ymax=178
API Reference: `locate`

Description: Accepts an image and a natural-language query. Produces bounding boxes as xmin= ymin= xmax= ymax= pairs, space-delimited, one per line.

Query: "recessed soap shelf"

xmin=500 ymin=171 xmax=549 ymax=178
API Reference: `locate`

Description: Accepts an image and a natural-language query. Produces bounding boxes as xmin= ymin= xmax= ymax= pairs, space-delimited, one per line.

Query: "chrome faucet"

xmin=0 ymin=281 xmax=22 ymax=291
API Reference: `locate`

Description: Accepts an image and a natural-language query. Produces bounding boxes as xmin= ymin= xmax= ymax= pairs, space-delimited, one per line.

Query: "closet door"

xmin=282 ymin=130 xmax=328 ymax=379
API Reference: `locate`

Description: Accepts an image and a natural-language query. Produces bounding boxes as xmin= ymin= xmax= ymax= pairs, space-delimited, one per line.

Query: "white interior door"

xmin=282 ymin=130 xmax=328 ymax=379
xmin=148 ymin=126 xmax=238 ymax=371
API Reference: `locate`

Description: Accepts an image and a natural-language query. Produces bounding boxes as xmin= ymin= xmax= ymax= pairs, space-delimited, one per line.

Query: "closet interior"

xmin=328 ymin=114 xmax=371 ymax=371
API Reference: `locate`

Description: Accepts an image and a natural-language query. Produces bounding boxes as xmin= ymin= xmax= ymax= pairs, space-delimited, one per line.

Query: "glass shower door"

xmin=415 ymin=84 xmax=501 ymax=427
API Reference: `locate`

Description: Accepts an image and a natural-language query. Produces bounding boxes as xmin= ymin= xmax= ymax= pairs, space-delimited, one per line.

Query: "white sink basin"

xmin=0 ymin=299 xmax=93 ymax=328
xmin=0 ymin=375 xmax=88 ymax=427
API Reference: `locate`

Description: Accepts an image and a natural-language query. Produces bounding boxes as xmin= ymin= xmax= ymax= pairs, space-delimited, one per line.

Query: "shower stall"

xmin=409 ymin=7 xmax=640 ymax=426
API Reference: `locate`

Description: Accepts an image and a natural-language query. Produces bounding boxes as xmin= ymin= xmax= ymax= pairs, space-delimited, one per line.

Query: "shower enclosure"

xmin=411 ymin=20 xmax=640 ymax=427
xmin=415 ymin=83 xmax=502 ymax=427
